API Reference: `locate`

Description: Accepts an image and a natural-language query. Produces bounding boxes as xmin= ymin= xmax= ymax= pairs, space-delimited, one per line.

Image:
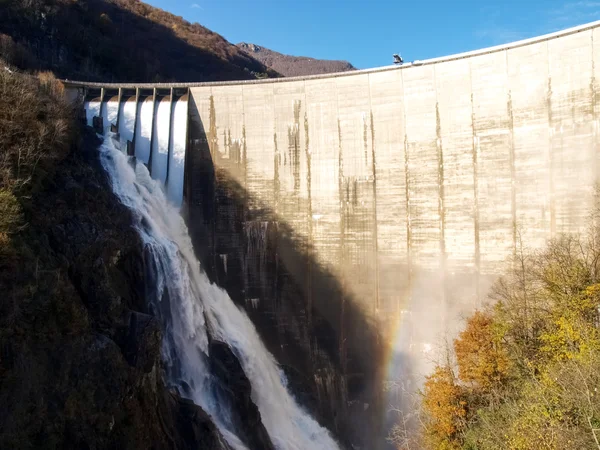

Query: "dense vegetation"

xmin=0 ymin=67 xmax=75 ymax=252
xmin=403 ymin=223 xmax=600 ymax=449
xmin=0 ymin=0 xmax=279 ymax=82
xmin=237 ymin=42 xmax=355 ymax=77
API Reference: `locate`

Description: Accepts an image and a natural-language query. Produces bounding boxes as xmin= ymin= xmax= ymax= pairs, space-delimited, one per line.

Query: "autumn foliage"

xmin=416 ymin=228 xmax=600 ymax=450
xmin=454 ymin=311 xmax=511 ymax=390
xmin=422 ymin=366 xmax=467 ymax=449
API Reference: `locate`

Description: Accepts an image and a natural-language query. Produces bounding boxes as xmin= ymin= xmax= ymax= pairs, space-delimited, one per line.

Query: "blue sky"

xmin=145 ymin=0 xmax=600 ymax=69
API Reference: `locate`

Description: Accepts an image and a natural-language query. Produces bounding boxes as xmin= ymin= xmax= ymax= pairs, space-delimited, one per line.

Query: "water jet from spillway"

xmin=97 ymin=133 xmax=340 ymax=450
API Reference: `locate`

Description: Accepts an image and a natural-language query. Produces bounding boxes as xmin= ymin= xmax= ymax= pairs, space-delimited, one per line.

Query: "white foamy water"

xmin=118 ymin=97 xmax=136 ymax=150
xmin=97 ymin=135 xmax=340 ymax=450
xmin=101 ymin=96 xmax=119 ymax=134
xmin=151 ymin=96 xmax=171 ymax=184
xmin=135 ymin=96 xmax=154 ymax=164
xmin=85 ymin=98 xmax=101 ymax=127
xmin=166 ymin=96 xmax=188 ymax=207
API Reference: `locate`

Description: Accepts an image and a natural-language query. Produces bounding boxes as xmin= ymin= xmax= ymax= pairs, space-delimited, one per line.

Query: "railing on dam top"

xmin=84 ymin=87 xmax=189 ymax=207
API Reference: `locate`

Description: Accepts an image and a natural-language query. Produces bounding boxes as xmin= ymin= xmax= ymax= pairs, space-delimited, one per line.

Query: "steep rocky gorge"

xmin=0 ymin=115 xmax=274 ymax=448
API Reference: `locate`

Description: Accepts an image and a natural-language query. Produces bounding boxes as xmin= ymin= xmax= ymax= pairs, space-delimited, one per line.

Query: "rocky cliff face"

xmin=0 ymin=129 xmax=217 ymax=448
xmin=0 ymin=120 xmax=277 ymax=448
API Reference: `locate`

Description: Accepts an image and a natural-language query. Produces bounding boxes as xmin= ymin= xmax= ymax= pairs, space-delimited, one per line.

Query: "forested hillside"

xmin=397 ymin=221 xmax=600 ymax=449
xmin=0 ymin=0 xmax=280 ymax=82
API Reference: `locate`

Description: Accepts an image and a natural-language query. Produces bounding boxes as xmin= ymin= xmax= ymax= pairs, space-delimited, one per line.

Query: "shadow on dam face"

xmin=182 ymin=112 xmax=413 ymax=449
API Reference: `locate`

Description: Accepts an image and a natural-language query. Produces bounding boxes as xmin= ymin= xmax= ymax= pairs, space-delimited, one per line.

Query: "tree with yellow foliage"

xmin=413 ymin=227 xmax=600 ymax=450
xmin=422 ymin=366 xmax=467 ymax=449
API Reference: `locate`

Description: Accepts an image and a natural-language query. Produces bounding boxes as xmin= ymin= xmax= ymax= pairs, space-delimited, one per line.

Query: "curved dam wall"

xmin=188 ymin=21 xmax=600 ymax=334
xmin=74 ymin=20 xmax=600 ymax=448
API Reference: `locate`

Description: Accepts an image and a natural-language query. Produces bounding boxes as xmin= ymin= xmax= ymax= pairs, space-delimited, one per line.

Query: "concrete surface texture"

xmin=188 ymin=22 xmax=600 ymax=337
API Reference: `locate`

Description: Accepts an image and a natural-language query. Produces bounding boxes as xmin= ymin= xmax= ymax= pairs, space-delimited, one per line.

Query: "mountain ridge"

xmin=237 ymin=42 xmax=356 ymax=77
xmin=0 ymin=0 xmax=280 ymax=82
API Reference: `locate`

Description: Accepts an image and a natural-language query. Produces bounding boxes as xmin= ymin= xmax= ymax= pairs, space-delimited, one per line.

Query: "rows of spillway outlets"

xmin=84 ymin=88 xmax=189 ymax=207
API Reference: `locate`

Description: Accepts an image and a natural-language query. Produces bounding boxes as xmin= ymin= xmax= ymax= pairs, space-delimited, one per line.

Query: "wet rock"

xmin=209 ymin=340 xmax=275 ymax=450
xmin=0 ymin=129 xmax=229 ymax=449
xmin=159 ymin=390 xmax=233 ymax=450
xmin=121 ymin=311 xmax=161 ymax=373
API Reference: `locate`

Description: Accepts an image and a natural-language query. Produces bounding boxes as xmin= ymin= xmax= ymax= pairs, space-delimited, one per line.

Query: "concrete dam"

xmin=71 ymin=20 xmax=600 ymax=447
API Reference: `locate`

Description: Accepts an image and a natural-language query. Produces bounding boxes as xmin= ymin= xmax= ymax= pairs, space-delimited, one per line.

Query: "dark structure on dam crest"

xmin=71 ymin=20 xmax=600 ymax=448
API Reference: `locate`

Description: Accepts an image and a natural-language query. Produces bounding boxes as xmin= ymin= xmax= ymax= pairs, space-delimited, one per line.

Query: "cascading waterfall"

xmin=151 ymin=96 xmax=171 ymax=184
xmin=118 ymin=97 xmax=137 ymax=149
xmin=134 ymin=96 xmax=154 ymax=164
xmin=97 ymin=134 xmax=340 ymax=450
xmin=166 ymin=95 xmax=187 ymax=206
xmin=85 ymin=99 xmax=101 ymax=127
xmin=101 ymin=96 xmax=119 ymax=134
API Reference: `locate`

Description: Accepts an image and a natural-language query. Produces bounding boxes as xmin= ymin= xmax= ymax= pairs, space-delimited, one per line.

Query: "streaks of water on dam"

xmin=166 ymin=95 xmax=187 ymax=206
xmin=118 ymin=97 xmax=136 ymax=150
xmin=85 ymin=95 xmax=187 ymax=207
xmin=100 ymin=96 xmax=119 ymax=134
xmin=85 ymin=100 xmax=100 ymax=127
xmin=151 ymin=96 xmax=171 ymax=186
xmin=134 ymin=96 xmax=153 ymax=164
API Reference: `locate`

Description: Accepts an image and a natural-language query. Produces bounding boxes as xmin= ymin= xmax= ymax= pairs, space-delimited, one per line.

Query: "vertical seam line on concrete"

xmin=401 ymin=69 xmax=412 ymax=305
xmin=547 ymin=39 xmax=556 ymax=237
xmin=270 ymin=82 xmax=279 ymax=315
xmin=335 ymin=79 xmax=345 ymax=290
xmin=333 ymin=74 xmax=349 ymax=391
xmin=210 ymin=85 xmax=218 ymax=283
xmin=591 ymin=31 xmax=599 ymax=202
xmin=240 ymin=84 xmax=249 ymax=300
xmin=506 ymin=49 xmax=518 ymax=258
xmin=302 ymin=78 xmax=313 ymax=334
xmin=241 ymin=84 xmax=248 ymax=195
xmin=469 ymin=59 xmax=481 ymax=306
xmin=433 ymin=65 xmax=447 ymax=317
xmin=367 ymin=74 xmax=381 ymax=312
xmin=272 ymin=82 xmax=279 ymax=216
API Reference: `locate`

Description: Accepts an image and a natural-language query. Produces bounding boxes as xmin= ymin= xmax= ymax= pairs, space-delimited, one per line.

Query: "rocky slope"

xmin=0 ymin=0 xmax=279 ymax=82
xmin=0 ymin=69 xmax=275 ymax=449
xmin=237 ymin=42 xmax=355 ymax=76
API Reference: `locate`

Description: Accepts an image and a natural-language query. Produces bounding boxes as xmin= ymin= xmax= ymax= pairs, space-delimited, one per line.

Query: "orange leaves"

xmin=416 ymin=229 xmax=600 ymax=449
xmin=454 ymin=311 xmax=511 ymax=390
xmin=422 ymin=366 xmax=467 ymax=448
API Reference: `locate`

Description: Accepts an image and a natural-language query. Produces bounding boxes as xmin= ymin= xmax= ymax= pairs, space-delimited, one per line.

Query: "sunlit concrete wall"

xmin=188 ymin=23 xmax=600 ymax=339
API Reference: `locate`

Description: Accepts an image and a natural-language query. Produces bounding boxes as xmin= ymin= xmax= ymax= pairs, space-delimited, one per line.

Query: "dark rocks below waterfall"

xmin=0 ymin=128 xmax=271 ymax=449
xmin=209 ymin=340 xmax=275 ymax=450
